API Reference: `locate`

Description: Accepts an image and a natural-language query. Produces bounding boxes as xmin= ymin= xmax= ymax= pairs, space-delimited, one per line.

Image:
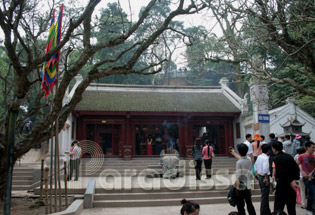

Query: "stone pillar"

xmin=249 ymin=78 xmax=270 ymax=141
xmin=286 ymin=98 xmax=297 ymax=120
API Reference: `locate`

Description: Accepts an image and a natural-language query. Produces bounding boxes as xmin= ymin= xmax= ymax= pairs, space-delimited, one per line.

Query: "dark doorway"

xmin=193 ymin=125 xmax=224 ymax=154
xmin=99 ymin=133 xmax=112 ymax=155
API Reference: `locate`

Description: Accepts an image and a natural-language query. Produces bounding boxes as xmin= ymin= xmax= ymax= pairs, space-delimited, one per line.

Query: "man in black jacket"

xmin=272 ymin=141 xmax=300 ymax=215
xmin=268 ymin=133 xmax=277 ymax=175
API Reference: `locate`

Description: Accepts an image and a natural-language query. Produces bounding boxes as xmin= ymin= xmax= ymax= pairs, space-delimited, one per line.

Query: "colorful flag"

xmin=41 ymin=4 xmax=64 ymax=97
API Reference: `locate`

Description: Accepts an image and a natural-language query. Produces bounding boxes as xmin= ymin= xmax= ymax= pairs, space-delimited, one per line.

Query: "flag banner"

xmin=41 ymin=4 xmax=64 ymax=97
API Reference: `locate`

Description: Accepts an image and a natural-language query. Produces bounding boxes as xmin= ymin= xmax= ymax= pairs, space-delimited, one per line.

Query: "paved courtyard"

xmin=81 ymin=201 xmax=305 ymax=215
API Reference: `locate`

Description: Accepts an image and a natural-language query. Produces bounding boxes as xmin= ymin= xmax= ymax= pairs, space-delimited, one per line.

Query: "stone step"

xmin=12 ymin=185 xmax=31 ymax=191
xmin=12 ymin=180 xmax=33 ymax=186
xmin=92 ymin=183 xmax=262 ymax=194
xmin=12 ymin=167 xmax=34 ymax=190
xmin=81 ymin=160 xmax=236 ymax=164
xmin=81 ymin=158 xmax=236 ymax=164
xmin=13 ymin=168 xmax=33 ymax=172
xmin=12 ymin=172 xmax=33 ymax=176
xmin=79 ymin=166 xmax=236 ymax=172
xmin=13 ymin=176 xmax=33 ymax=180
xmin=79 ymin=170 xmax=236 ymax=177
xmin=94 ymin=189 xmax=262 ymax=201
xmin=93 ymin=195 xmax=274 ymax=207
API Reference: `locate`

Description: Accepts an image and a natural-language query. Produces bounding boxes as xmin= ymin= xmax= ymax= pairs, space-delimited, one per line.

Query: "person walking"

xmin=254 ymin=144 xmax=271 ymax=215
xmin=283 ymin=135 xmax=295 ymax=157
xmin=252 ymin=133 xmax=263 ymax=162
xmin=234 ymin=143 xmax=256 ymax=215
xmin=272 ymin=141 xmax=300 ymax=215
xmin=67 ymin=142 xmax=75 ymax=181
xmin=192 ymin=138 xmax=203 ymax=180
xmin=244 ymin=134 xmax=254 ymax=163
xmin=261 ymin=135 xmax=266 ymax=144
xmin=268 ymin=133 xmax=277 ymax=176
xmin=70 ymin=140 xmax=82 ymax=181
xmin=202 ymin=140 xmax=215 ymax=179
xmin=293 ymin=134 xmax=302 ymax=152
xmin=297 ymin=141 xmax=315 ymax=215
xmin=294 ymin=147 xmax=307 ymax=209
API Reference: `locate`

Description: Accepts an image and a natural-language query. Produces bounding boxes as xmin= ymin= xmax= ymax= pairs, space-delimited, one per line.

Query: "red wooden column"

xmin=184 ymin=115 xmax=193 ymax=159
xmin=123 ymin=113 xmax=132 ymax=160
xmin=76 ymin=113 xmax=83 ymax=141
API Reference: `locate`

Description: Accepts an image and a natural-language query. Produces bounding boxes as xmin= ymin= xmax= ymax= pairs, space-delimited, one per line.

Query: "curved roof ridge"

xmin=89 ymin=83 xmax=221 ymax=90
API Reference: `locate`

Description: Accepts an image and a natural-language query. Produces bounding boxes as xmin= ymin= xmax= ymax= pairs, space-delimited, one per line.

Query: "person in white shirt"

xmin=231 ymin=134 xmax=254 ymax=164
xmin=260 ymin=135 xmax=266 ymax=145
xmin=255 ymin=144 xmax=271 ymax=215
xmin=70 ymin=141 xmax=82 ymax=181
xmin=244 ymin=134 xmax=254 ymax=163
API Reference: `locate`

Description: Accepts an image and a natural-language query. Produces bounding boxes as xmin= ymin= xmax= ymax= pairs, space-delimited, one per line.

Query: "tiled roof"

xmin=281 ymin=118 xmax=305 ymax=127
xmin=75 ymin=85 xmax=241 ymax=113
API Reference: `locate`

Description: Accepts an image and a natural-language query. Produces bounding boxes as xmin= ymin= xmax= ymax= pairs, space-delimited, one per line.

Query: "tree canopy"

xmin=0 ymin=0 xmax=207 ymax=199
xmin=185 ymin=0 xmax=315 ymax=114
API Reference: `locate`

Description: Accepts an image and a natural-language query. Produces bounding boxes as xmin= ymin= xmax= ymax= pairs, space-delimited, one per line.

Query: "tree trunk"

xmin=0 ymin=155 xmax=7 ymax=202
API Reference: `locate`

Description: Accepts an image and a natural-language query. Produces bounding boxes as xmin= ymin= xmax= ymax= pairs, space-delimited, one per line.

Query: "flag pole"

xmin=49 ymin=118 xmax=53 ymax=213
xmin=54 ymin=113 xmax=57 ymax=212
xmin=55 ymin=66 xmax=62 ymax=211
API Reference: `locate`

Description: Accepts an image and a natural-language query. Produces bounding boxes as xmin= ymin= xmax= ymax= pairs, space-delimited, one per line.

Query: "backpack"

xmin=227 ymin=185 xmax=237 ymax=207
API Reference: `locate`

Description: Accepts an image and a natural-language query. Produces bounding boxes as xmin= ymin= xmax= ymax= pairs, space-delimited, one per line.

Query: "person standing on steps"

xmin=70 ymin=140 xmax=82 ymax=181
xmin=67 ymin=142 xmax=75 ymax=181
xmin=268 ymin=133 xmax=277 ymax=176
xmin=202 ymin=140 xmax=215 ymax=179
xmin=192 ymin=138 xmax=203 ymax=180
xmin=297 ymin=141 xmax=315 ymax=215
xmin=254 ymin=144 xmax=271 ymax=215
xmin=252 ymin=133 xmax=263 ymax=162
xmin=293 ymin=134 xmax=302 ymax=153
xmin=283 ymin=135 xmax=295 ymax=157
xmin=294 ymin=147 xmax=307 ymax=210
xmin=244 ymin=134 xmax=254 ymax=163
xmin=234 ymin=143 xmax=256 ymax=215
xmin=272 ymin=141 xmax=300 ymax=215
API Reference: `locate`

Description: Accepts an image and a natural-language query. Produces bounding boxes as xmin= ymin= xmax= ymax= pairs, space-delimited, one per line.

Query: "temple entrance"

xmin=192 ymin=124 xmax=225 ymax=155
xmin=79 ymin=115 xmax=233 ymax=157
xmin=85 ymin=123 xmax=122 ymax=156
xmin=135 ymin=124 xmax=179 ymax=156
xmin=98 ymin=133 xmax=112 ymax=155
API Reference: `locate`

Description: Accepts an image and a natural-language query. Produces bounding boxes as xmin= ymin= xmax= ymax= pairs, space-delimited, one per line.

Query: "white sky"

xmin=99 ymin=0 xmax=220 ymax=68
xmin=0 ymin=0 xmax=221 ymax=68
xmin=102 ymin=0 xmax=219 ymax=31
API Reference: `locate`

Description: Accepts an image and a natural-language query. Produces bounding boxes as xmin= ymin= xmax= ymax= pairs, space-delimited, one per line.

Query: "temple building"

xmin=50 ymin=76 xmax=314 ymax=162
xmin=61 ymin=76 xmax=248 ymax=159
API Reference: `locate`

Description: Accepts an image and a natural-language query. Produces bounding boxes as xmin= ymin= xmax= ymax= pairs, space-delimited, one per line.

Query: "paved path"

xmin=81 ymin=201 xmax=305 ymax=215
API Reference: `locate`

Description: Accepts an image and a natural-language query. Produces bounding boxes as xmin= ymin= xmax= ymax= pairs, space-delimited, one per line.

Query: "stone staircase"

xmin=84 ymin=157 xmax=271 ymax=208
xmin=12 ymin=167 xmax=34 ymax=191
xmin=92 ymin=187 xmax=267 ymax=207
xmin=79 ymin=157 xmax=238 ymax=177
xmin=33 ymin=157 xmax=271 ymax=208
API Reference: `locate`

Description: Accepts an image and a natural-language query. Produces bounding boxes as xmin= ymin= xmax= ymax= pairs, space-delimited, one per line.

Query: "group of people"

xmin=230 ymin=133 xmax=315 ymax=215
xmin=192 ymin=138 xmax=215 ymax=180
